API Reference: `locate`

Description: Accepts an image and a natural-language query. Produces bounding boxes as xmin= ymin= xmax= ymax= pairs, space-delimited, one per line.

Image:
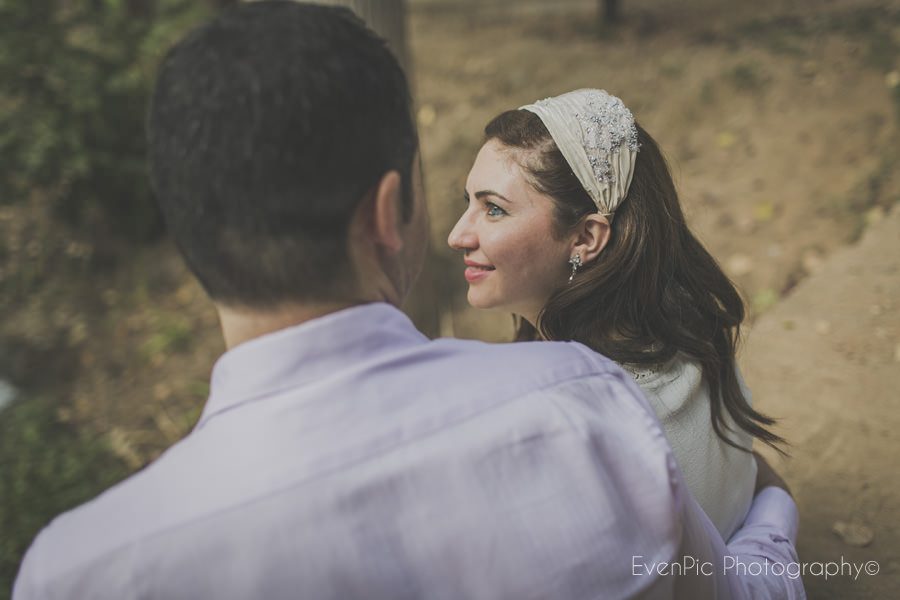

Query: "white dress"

xmin=625 ymin=355 xmax=757 ymax=540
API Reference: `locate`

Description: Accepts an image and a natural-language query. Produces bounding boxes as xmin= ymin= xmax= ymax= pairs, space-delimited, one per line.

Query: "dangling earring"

xmin=567 ymin=254 xmax=582 ymax=284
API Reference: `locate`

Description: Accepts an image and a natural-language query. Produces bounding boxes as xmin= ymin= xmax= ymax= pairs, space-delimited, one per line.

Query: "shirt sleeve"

xmin=723 ymin=486 xmax=805 ymax=599
xmin=674 ymin=481 xmax=806 ymax=600
xmin=12 ymin=537 xmax=41 ymax=600
xmin=568 ymin=345 xmax=805 ymax=599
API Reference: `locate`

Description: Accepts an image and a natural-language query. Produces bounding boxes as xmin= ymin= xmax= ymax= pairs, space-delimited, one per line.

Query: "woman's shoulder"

xmin=622 ymin=355 xmax=703 ymax=419
xmin=623 ymin=354 xmax=701 ymax=392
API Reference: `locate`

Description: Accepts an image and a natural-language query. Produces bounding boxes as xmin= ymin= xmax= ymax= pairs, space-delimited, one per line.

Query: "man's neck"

xmin=216 ymin=300 xmax=366 ymax=350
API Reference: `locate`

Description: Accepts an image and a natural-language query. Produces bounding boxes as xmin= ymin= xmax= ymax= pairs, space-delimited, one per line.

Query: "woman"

xmin=447 ymin=89 xmax=784 ymax=539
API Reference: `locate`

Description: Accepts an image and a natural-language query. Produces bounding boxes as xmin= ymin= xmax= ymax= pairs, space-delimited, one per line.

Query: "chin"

xmin=466 ymin=288 xmax=499 ymax=310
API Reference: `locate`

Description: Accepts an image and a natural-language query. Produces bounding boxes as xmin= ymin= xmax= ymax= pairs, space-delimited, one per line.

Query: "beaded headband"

xmin=520 ymin=89 xmax=639 ymax=217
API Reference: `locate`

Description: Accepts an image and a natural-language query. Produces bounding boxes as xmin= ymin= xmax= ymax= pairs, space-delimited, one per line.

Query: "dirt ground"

xmin=2 ymin=0 xmax=898 ymax=597
xmin=746 ymin=203 xmax=900 ymax=598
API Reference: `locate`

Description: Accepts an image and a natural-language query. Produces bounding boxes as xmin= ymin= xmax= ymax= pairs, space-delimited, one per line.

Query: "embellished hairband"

xmin=520 ymin=89 xmax=639 ymax=217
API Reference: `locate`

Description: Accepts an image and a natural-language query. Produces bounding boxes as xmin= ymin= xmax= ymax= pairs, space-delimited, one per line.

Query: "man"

xmin=14 ymin=2 xmax=804 ymax=598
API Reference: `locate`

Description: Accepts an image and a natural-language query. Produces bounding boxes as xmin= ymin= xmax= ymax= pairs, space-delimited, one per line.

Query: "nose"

xmin=447 ymin=210 xmax=477 ymax=252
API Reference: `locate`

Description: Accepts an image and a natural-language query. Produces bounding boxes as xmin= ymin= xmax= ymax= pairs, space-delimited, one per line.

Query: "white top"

xmin=15 ymin=305 xmax=801 ymax=599
xmin=628 ymin=355 xmax=757 ymax=539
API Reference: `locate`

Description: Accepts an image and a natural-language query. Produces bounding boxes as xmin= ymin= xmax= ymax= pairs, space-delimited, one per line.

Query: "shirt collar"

xmin=197 ymin=302 xmax=427 ymax=429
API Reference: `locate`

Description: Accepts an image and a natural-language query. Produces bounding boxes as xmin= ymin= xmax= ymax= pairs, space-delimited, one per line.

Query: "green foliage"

xmin=0 ymin=395 xmax=130 ymax=598
xmin=0 ymin=0 xmax=211 ymax=242
xmin=751 ymin=288 xmax=779 ymax=314
xmin=141 ymin=315 xmax=192 ymax=360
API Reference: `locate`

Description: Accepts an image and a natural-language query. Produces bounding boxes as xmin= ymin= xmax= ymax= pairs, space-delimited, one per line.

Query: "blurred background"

xmin=1 ymin=0 xmax=898 ymax=597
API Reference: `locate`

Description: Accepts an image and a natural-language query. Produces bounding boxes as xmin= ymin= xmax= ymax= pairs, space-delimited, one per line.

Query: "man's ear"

xmin=573 ymin=213 xmax=611 ymax=263
xmin=370 ymin=170 xmax=404 ymax=254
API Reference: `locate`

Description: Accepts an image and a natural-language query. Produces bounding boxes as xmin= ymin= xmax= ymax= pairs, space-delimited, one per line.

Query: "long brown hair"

xmin=486 ymin=109 xmax=784 ymax=452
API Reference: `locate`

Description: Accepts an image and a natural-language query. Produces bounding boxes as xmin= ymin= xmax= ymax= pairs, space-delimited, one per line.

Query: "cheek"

xmin=519 ymin=249 xmax=567 ymax=293
xmin=482 ymin=223 xmax=549 ymax=267
xmin=488 ymin=229 xmax=567 ymax=288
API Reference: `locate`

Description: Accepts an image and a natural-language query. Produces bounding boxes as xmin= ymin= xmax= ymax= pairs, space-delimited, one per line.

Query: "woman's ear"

xmin=572 ymin=213 xmax=611 ymax=263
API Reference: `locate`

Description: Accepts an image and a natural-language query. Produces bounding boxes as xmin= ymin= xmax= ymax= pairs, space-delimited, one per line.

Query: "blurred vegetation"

xmin=0 ymin=395 xmax=129 ymax=599
xmin=0 ymin=1 xmax=220 ymax=595
xmin=0 ymin=0 xmax=214 ymax=243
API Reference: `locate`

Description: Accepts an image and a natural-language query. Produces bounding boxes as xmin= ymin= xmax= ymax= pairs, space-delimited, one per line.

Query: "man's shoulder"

xmin=375 ymin=336 xmax=655 ymax=418
xmin=401 ymin=337 xmax=661 ymax=441
xmin=14 ymin=445 xmax=176 ymax=596
xmin=424 ymin=337 xmax=622 ymax=383
xmin=14 ymin=336 xmax=679 ymax=598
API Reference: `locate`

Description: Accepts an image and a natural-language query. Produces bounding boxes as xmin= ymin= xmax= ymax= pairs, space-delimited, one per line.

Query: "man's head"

xmin=148 ymin=1 xmax=423 ymax=310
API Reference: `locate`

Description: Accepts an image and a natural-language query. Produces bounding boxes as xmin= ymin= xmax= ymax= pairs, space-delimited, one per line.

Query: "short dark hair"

xmin=148 ymin=1 xmax=417 ymax=306
xmin=485 ymin=109 xmax=785 ymax=454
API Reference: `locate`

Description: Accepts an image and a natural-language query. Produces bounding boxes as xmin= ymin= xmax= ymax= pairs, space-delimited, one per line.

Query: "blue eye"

xmin=486 ymin=203 xmax=507 ymax=217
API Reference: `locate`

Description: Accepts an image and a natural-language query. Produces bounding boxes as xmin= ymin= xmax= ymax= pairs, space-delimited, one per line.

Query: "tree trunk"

xmin=600 ymin=0 xmax=620 ymax=25
xmin=300 ymin=0 xmax=410 ymax=75
xmin=322 ymin=1 xmax=441 ymax=337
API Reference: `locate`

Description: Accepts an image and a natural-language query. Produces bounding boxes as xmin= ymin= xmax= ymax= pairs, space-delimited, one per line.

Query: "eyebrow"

xmin=474 ymin=190 xmax=512 ymax=204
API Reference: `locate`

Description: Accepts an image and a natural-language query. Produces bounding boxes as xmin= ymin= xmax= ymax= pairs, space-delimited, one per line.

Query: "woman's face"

xmin=447 ymin=140 xmax=574 ymax=322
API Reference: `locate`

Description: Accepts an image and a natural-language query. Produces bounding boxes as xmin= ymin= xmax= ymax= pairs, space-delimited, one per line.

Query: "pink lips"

xmin=464 ymin=259 xmax=494 ymax=283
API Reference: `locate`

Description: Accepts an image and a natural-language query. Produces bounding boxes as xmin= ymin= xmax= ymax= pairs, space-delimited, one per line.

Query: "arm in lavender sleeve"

xmin=568 ymin=345 xmax=804 ymax=599
xmin=723 ymin=486 xmax=804 ymax=599
xmin=675 ymin=481 xmax=806 ymax=600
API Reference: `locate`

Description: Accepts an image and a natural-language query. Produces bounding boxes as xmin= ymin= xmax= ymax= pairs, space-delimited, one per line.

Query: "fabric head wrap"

xmin=520 ymin=89 xmax=639 ymax=217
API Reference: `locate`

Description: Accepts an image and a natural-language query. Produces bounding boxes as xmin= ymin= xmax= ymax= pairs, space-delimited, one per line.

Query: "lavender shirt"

xmin=14 ymin=303 xmax=803 ymax=599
